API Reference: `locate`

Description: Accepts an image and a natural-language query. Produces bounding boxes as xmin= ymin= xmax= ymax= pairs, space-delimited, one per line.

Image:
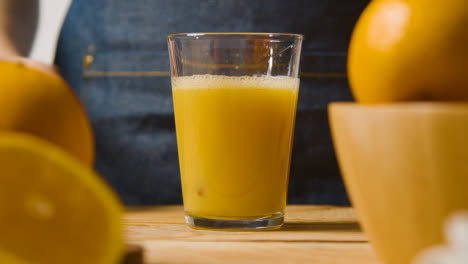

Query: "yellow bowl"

xmin=329 ymin=103 xmax=468 ymax=264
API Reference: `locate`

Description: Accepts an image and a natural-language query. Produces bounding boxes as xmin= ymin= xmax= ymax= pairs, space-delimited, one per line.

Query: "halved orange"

xmin=0 ymin=133 xmax=122 ymax=264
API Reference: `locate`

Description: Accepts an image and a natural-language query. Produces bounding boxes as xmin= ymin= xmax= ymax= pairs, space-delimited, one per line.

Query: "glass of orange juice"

xmin=168 ymin=33 xmax=303 ymax=230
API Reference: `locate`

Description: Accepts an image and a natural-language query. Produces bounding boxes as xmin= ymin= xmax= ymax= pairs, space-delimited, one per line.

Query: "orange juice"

xmin=172 ymin=75 xmax=299 ymax=219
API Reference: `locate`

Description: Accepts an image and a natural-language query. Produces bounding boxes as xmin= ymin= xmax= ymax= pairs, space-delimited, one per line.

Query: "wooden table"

xmin=123 ymin=205 xmax=381 ymax=264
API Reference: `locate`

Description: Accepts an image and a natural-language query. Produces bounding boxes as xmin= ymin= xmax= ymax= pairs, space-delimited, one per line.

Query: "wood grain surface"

xmin=123 ymin=205 xmax=382 ymax=264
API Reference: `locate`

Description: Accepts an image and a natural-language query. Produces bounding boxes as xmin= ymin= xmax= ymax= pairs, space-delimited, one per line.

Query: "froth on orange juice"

xmin=172 ymin=75 xmax=299 ymax=219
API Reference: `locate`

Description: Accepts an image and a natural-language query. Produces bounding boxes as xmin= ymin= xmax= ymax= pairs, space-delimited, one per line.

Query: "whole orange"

xmin=348 ymin=0 xmax=468 ymax=103
xmin=0 ymin=61 xmax=94 ymax=165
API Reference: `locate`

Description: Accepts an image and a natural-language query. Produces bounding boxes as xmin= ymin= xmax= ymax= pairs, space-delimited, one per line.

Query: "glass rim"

xmin=167 ymin=32 xmax=304 ymax=40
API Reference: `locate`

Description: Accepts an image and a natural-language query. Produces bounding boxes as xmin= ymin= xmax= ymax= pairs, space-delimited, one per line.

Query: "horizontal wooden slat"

xmin=137 ymin=241 xmax=380 ymax=264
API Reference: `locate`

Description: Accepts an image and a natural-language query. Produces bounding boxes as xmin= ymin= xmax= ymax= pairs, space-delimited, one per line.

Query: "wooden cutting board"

xmin=122 ymin=205 xmax=381 ymax=264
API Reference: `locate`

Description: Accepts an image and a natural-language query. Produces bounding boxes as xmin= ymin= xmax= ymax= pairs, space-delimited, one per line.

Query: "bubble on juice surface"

xmin=172 ymin=75 xmax=299 ymax=91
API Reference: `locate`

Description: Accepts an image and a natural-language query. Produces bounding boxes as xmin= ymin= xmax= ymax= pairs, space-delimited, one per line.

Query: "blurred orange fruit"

xmin=348 ymin=0 xmax=468 ymax=103
xmin=0 ymin=61 xmax=94 ymax=165
xmin=0 ymin=132 xmax=122 ymax=264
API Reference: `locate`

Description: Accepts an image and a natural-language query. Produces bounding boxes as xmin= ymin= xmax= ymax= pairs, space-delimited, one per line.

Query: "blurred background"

xmin=30 ymin=0 xmax=72 ymax=63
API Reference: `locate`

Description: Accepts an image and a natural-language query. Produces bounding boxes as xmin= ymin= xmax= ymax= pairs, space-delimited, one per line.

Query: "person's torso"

xmin=55 ymin=0 xmax=370 ymax=205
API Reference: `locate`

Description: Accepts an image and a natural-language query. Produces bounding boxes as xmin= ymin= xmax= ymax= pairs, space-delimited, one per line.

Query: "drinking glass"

xmin=168 ymin=33 xmax=303 ymax=230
